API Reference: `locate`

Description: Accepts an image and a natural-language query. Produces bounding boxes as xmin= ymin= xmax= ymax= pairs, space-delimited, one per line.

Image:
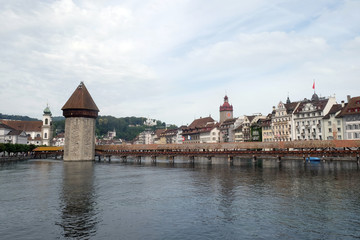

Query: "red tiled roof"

xmin=337 ymin=96 xmax=360 ymax=117
xmin=188 ymin=117 xmax=215 ymax=129
xmin=220 ymin=95 xmax=233 ymax=112
xmin=1 ymin=120 xmax=42 ymax=132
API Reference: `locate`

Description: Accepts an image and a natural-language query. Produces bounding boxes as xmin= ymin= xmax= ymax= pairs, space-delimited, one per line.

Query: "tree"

xmin=0 ymin=143 xmax=5 ymax=156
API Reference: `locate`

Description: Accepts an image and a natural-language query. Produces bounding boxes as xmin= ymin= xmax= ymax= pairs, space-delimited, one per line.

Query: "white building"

xmin=338 ymin=96 xmax=360 ymax=140
xmin=1 ymin=105 xmax=53 ymax=145
xmin=293 ymin=94 xmax=336 ymax=140
xmin=272 ymin=98 xmax=300 ymax=142
xmin=0 ymin=123 xmax=27 ymax=144
xmin=323 ymin=104 xmax=344 ymax=140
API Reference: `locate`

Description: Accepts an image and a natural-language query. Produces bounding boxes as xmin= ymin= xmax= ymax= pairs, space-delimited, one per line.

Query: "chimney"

xmin=341 ymin=100 xmax=345 ymax=107
xmin=347 ymin=95 xmax=351 ymax=102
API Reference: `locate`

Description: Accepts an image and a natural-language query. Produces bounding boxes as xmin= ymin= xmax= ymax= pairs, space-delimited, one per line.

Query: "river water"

xmin=1 ymin=159 xmax=360 ymax=240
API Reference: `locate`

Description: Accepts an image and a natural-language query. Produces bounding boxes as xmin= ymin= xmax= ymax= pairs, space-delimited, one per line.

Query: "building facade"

xmin=219 ymin=118 xmax=237 ymax=142
xmin=323 ymin=104 xmax=344 ymax=140
xmin=293 ymin=94 xmax=336 ymax=140
xmin=182 ymin=117 xmax=216 ymax=144
xmin=338 ymin=96 xmax=360 ymax=140
xmin=272 ymin=98 xmax=299 ymax=142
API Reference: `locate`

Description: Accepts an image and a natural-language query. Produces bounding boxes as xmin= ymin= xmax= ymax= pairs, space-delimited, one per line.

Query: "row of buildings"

xmin=134 ymin=93 xmax=360 ymax=144
xmin=2 ymin=92 xmax=360 ymax=146
xmin=0 ymin=106 xmax=52 ymax=146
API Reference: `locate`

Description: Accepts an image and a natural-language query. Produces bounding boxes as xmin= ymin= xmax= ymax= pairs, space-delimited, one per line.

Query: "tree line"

xmin=52 ymin=115 xmax=171 ymax=141
xmin=0 ymin=143 xmax=37 ymax=157
xmin=0 ymin=113 xmax=39 ymax=121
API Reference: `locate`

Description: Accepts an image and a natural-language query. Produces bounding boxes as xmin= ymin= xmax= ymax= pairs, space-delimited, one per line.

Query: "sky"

xmin=0 ymin=0 xmax=359 ymax=126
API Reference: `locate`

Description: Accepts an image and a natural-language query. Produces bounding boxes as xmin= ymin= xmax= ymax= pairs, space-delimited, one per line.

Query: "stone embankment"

xmin=0 ymin=155 xmax=33 ymax=163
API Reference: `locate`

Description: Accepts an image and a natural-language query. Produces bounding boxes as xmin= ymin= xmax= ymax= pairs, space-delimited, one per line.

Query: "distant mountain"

xmin=0 ymin=113 xmax=39 ymax=121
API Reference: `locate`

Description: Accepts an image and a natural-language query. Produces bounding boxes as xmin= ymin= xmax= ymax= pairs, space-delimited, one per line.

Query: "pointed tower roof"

xmin=220 ymin=95 xmax=233 ymax=112
xmin=62 ymin=82 xmax=99 ymax=118
xmin=62 ymin=82 xmax=99 ymax=111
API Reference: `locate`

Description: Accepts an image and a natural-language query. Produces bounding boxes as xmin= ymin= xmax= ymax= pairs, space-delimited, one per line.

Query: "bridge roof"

xmin=62 ymin=82 xmax=99 ymax=112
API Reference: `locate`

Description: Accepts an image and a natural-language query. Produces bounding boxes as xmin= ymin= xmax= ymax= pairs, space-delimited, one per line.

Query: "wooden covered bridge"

xmin=95 ymin=140 xmax=360 ymax=163
xmin=32 ymin=140 xmax=360 ymax=163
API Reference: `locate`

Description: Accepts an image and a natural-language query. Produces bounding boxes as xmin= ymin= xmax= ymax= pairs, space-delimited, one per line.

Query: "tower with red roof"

xmin=219 ymin=95 xmax=233 ymax=123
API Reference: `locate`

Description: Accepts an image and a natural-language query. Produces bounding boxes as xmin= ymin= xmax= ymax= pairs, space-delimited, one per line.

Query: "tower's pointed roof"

xmin=62 ymin=82 xmax=99 ymax=111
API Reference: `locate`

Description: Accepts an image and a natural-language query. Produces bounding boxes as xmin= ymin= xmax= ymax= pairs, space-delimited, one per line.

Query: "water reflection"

xmin=57 ymin=162 xmax=98 ymax=239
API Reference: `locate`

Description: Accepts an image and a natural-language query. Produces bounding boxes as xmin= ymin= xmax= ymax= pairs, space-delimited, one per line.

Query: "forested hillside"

xmin=0 ymin=113 xmax=39 ymax=121
xmin=52 ymin=115 xmax=169 ymax=141
xmin=1 ymin=113 xmax=172 ymax=141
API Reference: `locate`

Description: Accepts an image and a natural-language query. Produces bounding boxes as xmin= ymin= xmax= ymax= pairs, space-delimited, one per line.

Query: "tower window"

xmin=45 ymin=119 xmax=48 ymax=125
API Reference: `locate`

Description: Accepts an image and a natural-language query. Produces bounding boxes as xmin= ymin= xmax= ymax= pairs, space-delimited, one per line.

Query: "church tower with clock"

xmin=219 ymin=95 xmax=233 ymax=123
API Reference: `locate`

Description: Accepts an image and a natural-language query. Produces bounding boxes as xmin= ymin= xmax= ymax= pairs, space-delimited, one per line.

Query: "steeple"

xmin=43 ymin=104 xmax=52 ymax=115
xmin=286 ymin=96 xmax=291 ymax=104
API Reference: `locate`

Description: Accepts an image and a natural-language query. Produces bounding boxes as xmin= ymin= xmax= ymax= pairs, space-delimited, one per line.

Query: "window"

xmin=328 ymin=121 xmax=331 ymax=126
xmin=348 ymin=133 xmax=352 ymax=139
xmin=328 ymin=128 xmax=332 ymax=133
xmin=355 ymin=133 xmax=359 ymax=139
xmin=337 ymin=120 xmax=341 ymax=125
xmin=44 ymin=133 xmax=47 ymax=139
xmin=45 ymin=119 xmax=48 ymax=125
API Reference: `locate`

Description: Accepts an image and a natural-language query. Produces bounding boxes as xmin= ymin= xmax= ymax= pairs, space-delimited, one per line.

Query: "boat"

xmin=306 ymin=157 xmax=321 ymax=162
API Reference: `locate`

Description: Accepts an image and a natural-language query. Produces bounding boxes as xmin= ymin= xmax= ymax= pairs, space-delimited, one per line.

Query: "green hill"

xmin=0 ymin=113 xmax=39 ymax=121
xmin=53 ymin=115 xmax=170 ymax=141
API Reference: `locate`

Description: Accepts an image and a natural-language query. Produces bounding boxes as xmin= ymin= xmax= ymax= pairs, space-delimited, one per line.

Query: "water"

xmin=1 ymin=159 xmax=360 ymax=240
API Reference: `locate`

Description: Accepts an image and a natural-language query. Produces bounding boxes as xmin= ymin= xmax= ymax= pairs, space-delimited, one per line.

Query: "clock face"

xmin=227 ymin=112 xmax=231 ymax=118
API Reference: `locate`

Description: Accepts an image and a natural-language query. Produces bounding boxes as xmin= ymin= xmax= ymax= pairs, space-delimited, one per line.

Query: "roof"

xmin=323 ymin=104 xmax=343 ymax=119
xmin=294 ymin=98 xmax=329 ymax=114
xmin=43 ymin=105 xmax=51 ymax=115
xmin=33 ymin=146 xmax=63 ymax=152
xmin=188 ymin=117 xmax=215 ymax=129
xmin=246 ymin=115 xmax=256 ymax=123
xmin=62 ymin=82 xmax=99 ymax=111
xmin=154 ymin=129 xmax=166 ymax=137
xmin=284 ymin=101 xmax=300 ymax=114
xmin=1 ymin=120 xmax=42 ymax=132
xmin=0 ymin=123 xmax=14 ymax=130
xmin=220 ymin=95 xmax=233 ymax=112
xmin=7 ymin=130 xmax=25 ymax=136
xmin=337 ymin=96 xmax=360 ymax=117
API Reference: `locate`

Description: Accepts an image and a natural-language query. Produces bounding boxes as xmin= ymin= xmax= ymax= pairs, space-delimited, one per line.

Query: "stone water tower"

xmin=62 ymin=82 xmax=99 ymax=161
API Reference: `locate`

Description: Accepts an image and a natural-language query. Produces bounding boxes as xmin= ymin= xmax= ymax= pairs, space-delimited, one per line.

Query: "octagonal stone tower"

xmin=62 ymin=82 xmax=99 ymax=161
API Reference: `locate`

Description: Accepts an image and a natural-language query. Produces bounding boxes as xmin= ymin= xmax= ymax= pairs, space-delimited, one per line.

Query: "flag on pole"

xmin=312 ymin=80 xmax=315 ymax=90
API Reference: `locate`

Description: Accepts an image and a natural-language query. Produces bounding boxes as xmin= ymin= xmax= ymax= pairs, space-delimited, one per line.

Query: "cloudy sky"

xmin=0 ymin=0 xmax=359 ymax=126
